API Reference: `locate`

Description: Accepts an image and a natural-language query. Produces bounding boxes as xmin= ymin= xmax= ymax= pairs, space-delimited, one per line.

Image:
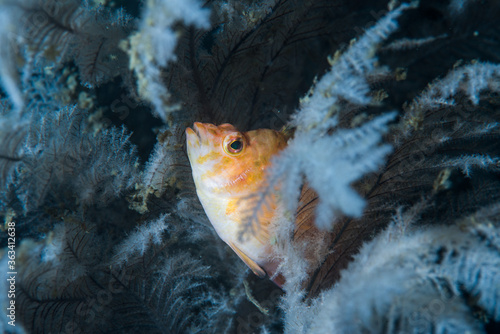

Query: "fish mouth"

xmin=186 ymin=123 xmax=203 ymax=140
xmin=186 ymin=123 xmax=206 ymax=153
xmin=186 ymin=127 xmax=199 ymax=139
xmin=192 ymin=122 xmax=203 ymax=138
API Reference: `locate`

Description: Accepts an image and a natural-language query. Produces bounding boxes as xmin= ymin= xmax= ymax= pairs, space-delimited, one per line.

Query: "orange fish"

xmin=185 ymin=122 xmax=288 ymax=285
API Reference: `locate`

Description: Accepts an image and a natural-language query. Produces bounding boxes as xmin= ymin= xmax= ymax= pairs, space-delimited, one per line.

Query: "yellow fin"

xmin=228 ymin=242 xmax=266 ymax=278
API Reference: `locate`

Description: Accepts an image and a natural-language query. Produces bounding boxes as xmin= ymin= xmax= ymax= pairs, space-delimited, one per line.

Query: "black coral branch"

xmin=2 ymin=0 xmax=131 ymax=89
xmin=11 ymin=106 xmax=139 ymax=213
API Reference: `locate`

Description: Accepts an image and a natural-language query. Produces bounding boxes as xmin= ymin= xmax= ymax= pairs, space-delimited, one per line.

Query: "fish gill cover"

xmin=0 ymin=0 xmax=499 ymax=333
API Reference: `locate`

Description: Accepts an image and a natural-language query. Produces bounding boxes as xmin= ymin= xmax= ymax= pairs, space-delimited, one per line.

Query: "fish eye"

xmin=223 ymin=135 xmax=245 ymax=155
xmin=230 ymin=140 xmax=242 ymax=151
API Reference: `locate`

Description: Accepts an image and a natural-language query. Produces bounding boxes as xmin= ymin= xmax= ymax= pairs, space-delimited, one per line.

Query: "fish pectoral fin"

xmin=228 ymin=242 xmax=266 ymax=278
xmin=294 ymin=183 xmax=319 ymax=240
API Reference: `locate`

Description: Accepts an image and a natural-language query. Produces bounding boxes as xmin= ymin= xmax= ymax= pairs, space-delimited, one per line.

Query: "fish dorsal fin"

xmin=294 ymin=183 xmax=319 ymax=240
xmin=228 ymin=241 xmax=266 ymax=278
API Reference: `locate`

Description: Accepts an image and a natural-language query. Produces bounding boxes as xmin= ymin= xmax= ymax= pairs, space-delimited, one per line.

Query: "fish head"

xmin=186 ymin=122 xmax=287 ymax=196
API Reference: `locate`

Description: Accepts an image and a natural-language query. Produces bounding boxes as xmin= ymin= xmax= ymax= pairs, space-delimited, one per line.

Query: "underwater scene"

xmin=0 ymin=0 xmax=499 ymax=333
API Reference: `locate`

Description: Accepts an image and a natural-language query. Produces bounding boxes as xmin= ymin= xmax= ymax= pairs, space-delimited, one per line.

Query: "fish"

xmin=185 ymin=122 xmax=289 ymax=285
